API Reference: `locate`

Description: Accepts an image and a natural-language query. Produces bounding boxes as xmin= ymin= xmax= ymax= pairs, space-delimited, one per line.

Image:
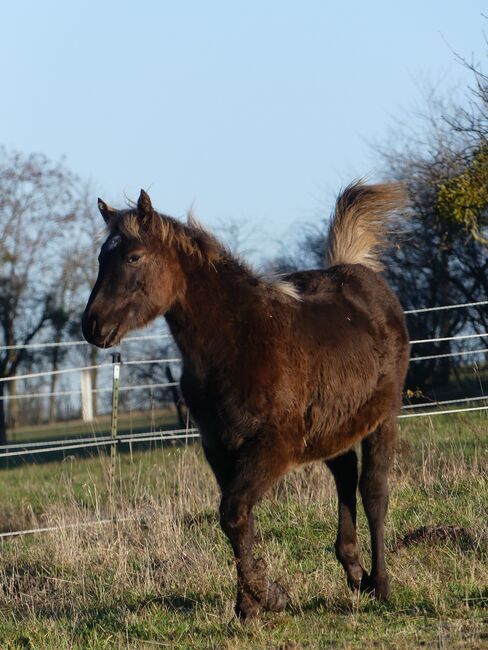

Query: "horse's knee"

xmin=219 ymin=494 xmax=249 ymax=534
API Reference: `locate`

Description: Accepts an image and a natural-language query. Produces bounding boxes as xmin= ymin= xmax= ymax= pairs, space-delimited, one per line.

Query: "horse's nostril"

xmin=91 ymin=319 xmax=98 ymax=335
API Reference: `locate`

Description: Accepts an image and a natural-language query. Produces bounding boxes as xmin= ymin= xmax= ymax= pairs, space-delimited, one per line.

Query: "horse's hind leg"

xmin=359 ymin=416 xmax=397 ymax=599
xmin=326 ymin=449 xmax=366 ymax=591
xmin=219 ymin=436 xmax=290 ymax=620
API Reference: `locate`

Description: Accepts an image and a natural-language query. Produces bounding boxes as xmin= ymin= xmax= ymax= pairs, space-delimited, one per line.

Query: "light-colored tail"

xmin=326 ymin=181 xmax=406 ymax=272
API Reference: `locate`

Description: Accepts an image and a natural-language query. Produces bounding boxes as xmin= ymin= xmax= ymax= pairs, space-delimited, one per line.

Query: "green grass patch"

xmin=7 ymin=407 xmax=180 ymax=443
xmin=0 ymin=412 xmax=485 ymax=648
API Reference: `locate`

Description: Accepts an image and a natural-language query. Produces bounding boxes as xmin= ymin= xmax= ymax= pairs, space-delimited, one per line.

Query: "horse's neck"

xmin=165 ymin=261 xmax=254 ymax=373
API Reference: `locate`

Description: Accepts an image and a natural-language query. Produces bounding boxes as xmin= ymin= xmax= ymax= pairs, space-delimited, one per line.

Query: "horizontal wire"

xmin=3 ymin=343 xmax=486 ymax=387
xmin=1 ymin=300 xmax=486 ymax=353
xmin=0 ymin=515 xmax=139 ymax=540
xmin=404 ymin=300 xmax=488 ymax=314
xmin=115 ymin=381 xmax=179 ymax=392
xmin=0 ymin=427 xmax=199 ymax=453
xmin=0 ymin=358 xmax=182 ymax=384
xmin=2 ymin=398 xmax=487 ymax=455
xmin=4 ymin=384 xmax=484 ymax=409
xmin=0 ymin=435 xmax=113 ymax=451
xmin=0 ymin=340 xmax=88 ymax=352
xmin=410 ymin=348 xmax=488 ymax=362
xmin=118 ymin=432 xmax=200 ymax=445
xmin=117 ymin=428 xmax=199 ymax=441
xmin=0 ymin=381 xmax=179 ymax=402
xmin=398 ymin=404 xmax=488 ymax=418
xmin=402 ymin=395 xmax=488 ymax=410
xmin=123 ymin=358 xmax=181 ymax=367
xmin=410 ymin=332 xmax=488 ymax=345
xmin=0 ymin=332 xmax=172 ymax=352
xmin=0 ymin=362 xmax=113 ymax=384
xmin=0 ymin=433 xmax=201 ymax=458
xmin=0 ymin=438 xmax=117 ymax=458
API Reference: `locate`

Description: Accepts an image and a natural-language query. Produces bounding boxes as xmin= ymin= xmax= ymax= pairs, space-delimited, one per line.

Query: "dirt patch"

xmin=392 ymin=525 xmax=486 ymax=553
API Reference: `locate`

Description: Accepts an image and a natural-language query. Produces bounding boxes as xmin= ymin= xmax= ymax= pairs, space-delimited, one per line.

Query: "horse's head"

xmin=82 ymin=190 xmax=185 ymax=348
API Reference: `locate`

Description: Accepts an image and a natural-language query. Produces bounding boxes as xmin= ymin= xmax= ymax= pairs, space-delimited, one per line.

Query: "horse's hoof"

xmin=359 ymin=573 xmax=390 ymax=600
xmin=263 ymin=580 xmax=288 ymax=612
xmin=371 ymin=576 xmax=390 ymax=600
xmin=346 ymin=563 xmax=367 ymax=592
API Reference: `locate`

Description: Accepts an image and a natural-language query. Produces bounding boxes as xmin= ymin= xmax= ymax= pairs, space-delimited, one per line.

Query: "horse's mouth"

xmin=100 ymin=325 xmax=120 ymax=348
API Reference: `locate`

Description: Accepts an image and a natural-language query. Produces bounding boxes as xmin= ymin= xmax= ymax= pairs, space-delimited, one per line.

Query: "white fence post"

xmin=80 ymin=369 xmax=93 ymax=422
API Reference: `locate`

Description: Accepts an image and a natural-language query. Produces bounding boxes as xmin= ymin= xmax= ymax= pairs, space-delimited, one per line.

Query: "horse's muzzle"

xmin=81 ymin=310 xmax=118 ymax=348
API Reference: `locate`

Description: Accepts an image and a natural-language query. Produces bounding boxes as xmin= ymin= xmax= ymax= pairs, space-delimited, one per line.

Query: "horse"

xmin=82 ymin=182 xmax=410 ymax=620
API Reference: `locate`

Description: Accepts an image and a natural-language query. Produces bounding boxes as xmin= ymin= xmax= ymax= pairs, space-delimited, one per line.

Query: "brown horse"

xmin=82 ymin=182 xmax=409 ymax=620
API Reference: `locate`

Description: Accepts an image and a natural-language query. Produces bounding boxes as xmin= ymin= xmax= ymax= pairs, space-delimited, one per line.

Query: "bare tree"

xmin=0 ymin=148 xmax=80 ymax=442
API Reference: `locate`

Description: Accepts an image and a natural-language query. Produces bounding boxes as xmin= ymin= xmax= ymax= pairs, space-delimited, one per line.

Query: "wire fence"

xmin=1 ymin=332 xmax=486 ymax=386
xmin=0 ymin=340 xmax=485 ymax=385
xmin=0 ymin=332 xmax=172 ymax=352
xmin=0 ymin=381 xmax=179 ymax=402
xmin=403 ymin=299 xmax=488 ymax=314
xmin=0 ymin=400 xmax=486 ymax=461
xmin=0 ymin=299 xmax=486 ymax=540
xmin=0 ymin=305 xmax=486 ymax=449
xmin=0 ymin=358 xmax=182 ymax=384
xmin=0 ymin=428 xmax=200 ymax=458
xmin=1 ymin=299 xmax=487 ymax=355
xmin=0 ymin=511 xmax=164 ymax=540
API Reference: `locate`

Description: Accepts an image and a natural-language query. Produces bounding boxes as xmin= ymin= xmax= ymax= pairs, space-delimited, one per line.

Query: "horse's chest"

xmin=180 ymin=370 xmax=261 ymax=449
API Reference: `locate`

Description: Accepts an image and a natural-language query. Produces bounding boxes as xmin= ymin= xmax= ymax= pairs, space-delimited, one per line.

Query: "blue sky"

xmin=1 ymin=1 xmax=486 ymax=260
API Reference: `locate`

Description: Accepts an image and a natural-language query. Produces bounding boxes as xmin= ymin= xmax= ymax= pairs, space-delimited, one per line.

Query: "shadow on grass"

xmin=135 ymin=592 xmax=222 ymax=614
xmin=289 ymin=595 xmax=354 ymax=616
xmin=9 ymin=589 xmax=222 ymax=630
xmin=0 ymin=425 xmax=197 ymax=470
xmin=292 ymin=591 xmax=441 ymax=618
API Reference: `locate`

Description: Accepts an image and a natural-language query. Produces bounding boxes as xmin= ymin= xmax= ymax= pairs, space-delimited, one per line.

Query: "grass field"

xmin=0 ymin=412 xmax=486 ymax=649
xmin=7 ymin=407 xmax=180 ymax=444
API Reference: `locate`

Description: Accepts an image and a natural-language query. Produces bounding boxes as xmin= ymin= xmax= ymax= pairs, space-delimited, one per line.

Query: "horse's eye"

xmin=127 ymin=254 xmax=141 ymax=264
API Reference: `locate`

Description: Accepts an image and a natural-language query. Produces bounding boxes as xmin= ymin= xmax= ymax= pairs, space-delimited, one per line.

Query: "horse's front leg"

xmin=218 ymin=435 xmax=290 ymax=620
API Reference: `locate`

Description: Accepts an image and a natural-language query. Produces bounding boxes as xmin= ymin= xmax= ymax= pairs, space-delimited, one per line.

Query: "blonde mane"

xmin=108 ymin=209 xmax=225 ymax=266
xmin=108 ymin=208 xmax=301 ymax=301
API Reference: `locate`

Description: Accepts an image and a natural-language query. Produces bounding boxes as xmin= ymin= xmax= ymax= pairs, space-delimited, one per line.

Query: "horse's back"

xmin=286 ymin=264 xmax=408 ymax=361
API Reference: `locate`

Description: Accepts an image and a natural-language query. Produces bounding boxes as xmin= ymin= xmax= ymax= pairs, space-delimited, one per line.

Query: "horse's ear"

xmin=137 ymin=189 xmax=154 ymax=223
xmin=98 ymin=198 xmax=116 ymax=224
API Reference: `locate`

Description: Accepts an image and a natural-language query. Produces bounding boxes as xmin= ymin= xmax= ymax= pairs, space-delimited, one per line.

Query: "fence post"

xmin=109 ymin=351 xmax=121 ymax=519
xmin=80 ymin=369 xmax=94 ymax=422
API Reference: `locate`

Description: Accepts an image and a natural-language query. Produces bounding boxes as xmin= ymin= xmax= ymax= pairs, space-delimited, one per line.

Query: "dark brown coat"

xmin=82 ymin=182 xmax=409 ymax=619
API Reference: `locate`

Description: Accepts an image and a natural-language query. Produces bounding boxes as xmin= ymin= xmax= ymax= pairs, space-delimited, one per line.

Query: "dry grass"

xmin=0 ymin=413 xmax=486 ymax=649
